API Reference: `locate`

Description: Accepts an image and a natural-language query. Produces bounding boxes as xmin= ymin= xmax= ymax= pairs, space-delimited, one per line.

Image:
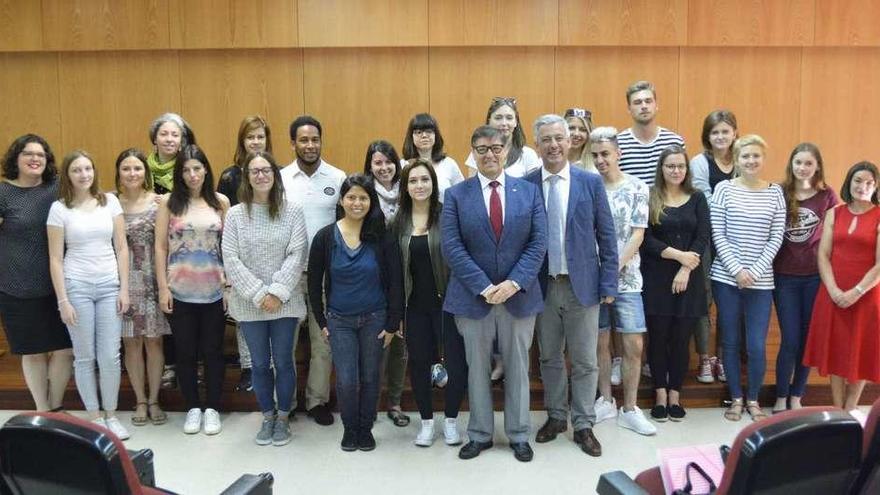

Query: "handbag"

xmin=672 ymin=462 xmax=717 ymax=495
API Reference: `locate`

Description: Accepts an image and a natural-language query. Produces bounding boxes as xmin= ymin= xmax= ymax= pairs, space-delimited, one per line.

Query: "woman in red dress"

xmin=804 ymin=161 xmax=880 ymax=411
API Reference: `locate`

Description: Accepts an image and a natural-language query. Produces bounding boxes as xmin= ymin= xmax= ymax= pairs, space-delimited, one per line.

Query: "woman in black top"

xmin=641 ymin=146 xmax=710 ymax=422
xmin=393 ymin=159 xmax=467 ymax=447
xmin=308 ymin=174 xmax=403 ymax=452
xmin=0 ymin=134 xmax=73 ymax=411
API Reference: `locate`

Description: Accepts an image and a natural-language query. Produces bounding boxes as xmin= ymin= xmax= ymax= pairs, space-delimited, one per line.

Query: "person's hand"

xmin=159 ymin=288 xmax=173 ymax=314
xmin=482 ymin=284 xmax=498 ymax=304
xmin=735 ymin=269 xmax=756 ymax=289
xmin=222 ymin=288 xmax=229 ymax=313
xmin=677 ymin=251 xmax=701 ymax=270
xmin=486 ymin=280 xmax=518 ymax=304
xmin=117 ymin=290 xmax=130 ymax=315
xmin=836 ymin=288 xmax=862 ymax=309
xmin=322 ymin=327 xmax=330 ymax=343
xmin=260 ymin=294 xmax=282 ymax=313
xmin=378 ymin=330 xmax=395 ymax=348
xmin=672 ymin=267 xmax=691 ymax=294
xmin=601 ymin=296 xmax=615 ymax=304
xmin=59 ymin=300 xmax=77 ymax=327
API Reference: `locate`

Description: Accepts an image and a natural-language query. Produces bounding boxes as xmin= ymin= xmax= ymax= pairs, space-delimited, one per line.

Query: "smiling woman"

xmin=465 ymin=97 xmax=541 ymax=178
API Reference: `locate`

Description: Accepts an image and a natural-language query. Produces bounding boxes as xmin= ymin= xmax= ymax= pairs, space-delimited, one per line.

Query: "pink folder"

xmin=658 ymin=444 xmax=725 ymax=494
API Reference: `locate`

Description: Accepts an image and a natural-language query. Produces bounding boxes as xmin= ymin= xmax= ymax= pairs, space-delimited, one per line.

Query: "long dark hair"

xmin=1 ymin=134 xmax=57 ymax=182
xmin=394 ymin=159 xmax=441 ymax=232
xmin=239 ymin=151 xmax=285 ymax=219
xmin=648 ymin=145 xmax=693 ymax=225
xmin=402 ymin=113 xmax=447 ymax=163
xmin=840 ymin=161 xmax=880 ymax=205
xmin=362 ymin=140 xmax=402 ymax=185
xmin=781 ymin=143 xmax=827 ymax=226
xmin=168 ymin=145 xmax=221 ymax=215
xmin=485 ymin=97 xmax=526 ymax=167
xmin=336 ymin=174 xmax=385 ymax=243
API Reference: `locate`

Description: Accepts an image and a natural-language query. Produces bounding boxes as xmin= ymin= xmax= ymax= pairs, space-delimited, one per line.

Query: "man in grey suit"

xmin=525 ymin=115 xmax=618 ymax=457
xmin=441 ymin=125 xmax=547 ymax=462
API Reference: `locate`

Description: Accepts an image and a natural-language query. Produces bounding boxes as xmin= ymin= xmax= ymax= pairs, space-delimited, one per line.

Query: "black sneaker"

xmin=358 ymin=430 xmax=376 ymax=451
xmin=341 ymin=429 xmax=358 ymax=452
xmin=668 ymin=404 xmax=687 ymax=422
xmin=236 ymin=368 xmax=253 ymax=392
xmin=307 ymin=404 xmax=334 ymax=426
xmin=650 ymin=404 xmax=668 ymax=422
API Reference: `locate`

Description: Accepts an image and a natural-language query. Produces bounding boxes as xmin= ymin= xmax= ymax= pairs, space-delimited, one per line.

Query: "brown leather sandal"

xmin=131 ymin=402 xmax=149 ymax=426
xmin=724 ymin=399 xmax=744 ymax=421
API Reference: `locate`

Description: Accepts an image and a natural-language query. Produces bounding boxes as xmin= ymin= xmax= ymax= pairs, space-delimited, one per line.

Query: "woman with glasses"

xmin=402 ymin=113 xmax=464 ymax=203
xmin=465 ymin=97 xmax=541 ymax=179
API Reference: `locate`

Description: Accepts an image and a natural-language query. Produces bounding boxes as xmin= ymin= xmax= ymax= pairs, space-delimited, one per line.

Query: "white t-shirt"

xmin=46 ymin=194 xmax=123 ymax=283
xmin=280 ymin=159 xmax=346 ymax=247
xmin=433 ymin=156 xmax=465 ymax=203
xmin=465 ymin=146 xmax=542 ymax=178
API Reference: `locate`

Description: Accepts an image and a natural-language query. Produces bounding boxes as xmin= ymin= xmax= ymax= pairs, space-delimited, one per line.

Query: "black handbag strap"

xmin=673 ymin=461 xmax=717 ymax=494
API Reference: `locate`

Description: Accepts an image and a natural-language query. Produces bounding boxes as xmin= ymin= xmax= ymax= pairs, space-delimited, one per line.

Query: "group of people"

xmin=0 ymin=79 xmax=878 ymax=463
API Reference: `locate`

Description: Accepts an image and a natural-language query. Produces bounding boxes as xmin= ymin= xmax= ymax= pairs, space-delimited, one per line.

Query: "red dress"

xmin=804 ymin=205 xmax=880 ymax=382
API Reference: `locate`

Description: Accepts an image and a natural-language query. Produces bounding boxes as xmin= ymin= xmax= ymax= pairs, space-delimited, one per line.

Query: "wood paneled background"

xmin=0 ymin=0 xmax=877 ymax=191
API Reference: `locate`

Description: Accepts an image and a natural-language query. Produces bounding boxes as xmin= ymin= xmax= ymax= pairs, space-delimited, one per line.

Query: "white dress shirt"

xmin=477 ymin=171 xmax=506 ymax=223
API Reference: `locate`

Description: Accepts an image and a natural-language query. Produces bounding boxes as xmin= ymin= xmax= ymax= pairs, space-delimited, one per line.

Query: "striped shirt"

xmin=710 ymin=180 xmax=786 ymax=289
xmin=617 ymin=127 xmax=685 ymax=186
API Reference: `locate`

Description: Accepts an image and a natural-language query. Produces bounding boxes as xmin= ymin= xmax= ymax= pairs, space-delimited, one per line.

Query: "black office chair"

xmin=851 ymin=398 xmax=880 ymax=494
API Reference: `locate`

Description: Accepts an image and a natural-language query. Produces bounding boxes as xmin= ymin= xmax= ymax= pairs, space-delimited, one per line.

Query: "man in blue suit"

xmin=525 ymin=114 xmax=618 ymax=457
xmin=441 ymin=125 xmax=547 ymax=462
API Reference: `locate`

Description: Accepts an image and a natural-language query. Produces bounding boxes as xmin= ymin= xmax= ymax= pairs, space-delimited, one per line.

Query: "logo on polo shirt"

xmin=323 ymin=187 xmax=335 ymax=196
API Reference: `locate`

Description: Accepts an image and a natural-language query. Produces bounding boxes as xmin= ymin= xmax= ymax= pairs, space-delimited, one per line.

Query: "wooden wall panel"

xmin=678 ymin=48 xmax=802 ymax=181
xmin=0 ymin=1 xmax=43 ymax=51
xmin=800 ymin=48 xmax=880 ymax=189
xmin=179 ymin=49 xmax=304 ymax=170
xmin=814 ymin=0 xmax=880 ymax=46
xmin=0 ymin=53 xmax=61 ymax=150
xmin=559 ymin=0 xmax=687 ymax=46
xmin=42 ymin=0 xmax=171 ymax=50
xmin=429 ymin=0 xmax=557 ymax=46
xmin=429 ymin=47 xmax=556 ymax=164
xmin=688 ymin=0 xmax=814 ymax=46
xmin=57 ymin=51 xmax=181 ymax=189
xmin=298 ymin=0 xmax=426 ymax=47
xmin=170 ymin=0 xmax=297 ymax=49
xmin=555 ymin=47 xmax=680 ymax=134
xmin=302 ymin=48 xmax=429 ymax=172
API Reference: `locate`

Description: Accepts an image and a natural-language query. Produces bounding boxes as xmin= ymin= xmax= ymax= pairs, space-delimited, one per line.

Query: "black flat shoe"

xmin=386 ymin=409 xmax=410 ymax=427
xmin=510 ymin=442 xmax=534 ymax=462
xmin=458 ymin=440 xmax=493 ymax=460
xmin=341 ymin=429 xmax=358 ymax=452
xmin=358 ymin=430 xmax=376 ymax=451
xmin=650 ymin=404 xmax=668 ymax=422
xmin=668 ymin=404 xmax=686 ymax=421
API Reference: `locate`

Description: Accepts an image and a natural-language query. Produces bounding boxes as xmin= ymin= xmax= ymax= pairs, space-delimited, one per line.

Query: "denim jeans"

xmin=713 ymin=281 xmax=773 ymax=401
xmin=773 ymin=274 xmax=820 ymax=398
xmin=65 ymin=277 xmax=122 ymax=412
xmin=240 ymin=318 xmax=299 ymax=414
xmin=328 ymin=309 xmax=386 ymax=432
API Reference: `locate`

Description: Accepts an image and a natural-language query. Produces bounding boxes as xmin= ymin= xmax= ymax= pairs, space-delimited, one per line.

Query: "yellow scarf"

xmin=147 ymin=151 xmax=175 ymax=192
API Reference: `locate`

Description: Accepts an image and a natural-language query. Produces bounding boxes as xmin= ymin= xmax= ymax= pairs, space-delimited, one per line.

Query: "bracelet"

xmin=56 ymin=298 xmax=68 ymax=308
xmin=855 ymin=285 xmax=865 ymax=295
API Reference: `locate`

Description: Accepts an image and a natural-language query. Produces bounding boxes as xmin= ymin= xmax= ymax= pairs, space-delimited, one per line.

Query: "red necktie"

xmin=489 ymin=180 xmax=502 ymax=241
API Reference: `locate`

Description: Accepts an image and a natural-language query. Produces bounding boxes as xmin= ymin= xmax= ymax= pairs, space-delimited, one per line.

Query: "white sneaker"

xmin=414 ymin=419 xmax=434 ymax=447
xmin=104 ymin=416 xmax=130 ymax=440
xmin=594 ymin=396 xmax=618 ymax=423
xmin=443 ymin=417 xmax=462 ymax=446
xmin=203 ymin=408 xmax=222 ymax=435
xmin=91 ymin=417 xmax=108 ymax=429
xmin=848 ymin=408 xmax=868 ymax=426
xmin=183 ymin=408 xmax=202 ymax=434
xmin=610 ymin=357 xmax=622 ymax=386
xmin=617 ymin=406 xmax=657 ymax=436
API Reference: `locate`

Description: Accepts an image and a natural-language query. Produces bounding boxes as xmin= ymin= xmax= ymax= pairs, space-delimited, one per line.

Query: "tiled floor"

xmin=0 ymin=407 xmax=763 ymax=494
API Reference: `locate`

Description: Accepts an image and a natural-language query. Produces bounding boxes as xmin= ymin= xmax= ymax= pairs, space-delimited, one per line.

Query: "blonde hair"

xmin=731 ymin=134 xmax=768 ymax=177
xmin=59 ymin=150 xmax=107 ymax=208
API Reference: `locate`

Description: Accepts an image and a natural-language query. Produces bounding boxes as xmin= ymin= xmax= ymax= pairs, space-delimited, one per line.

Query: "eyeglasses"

xmin=413 ymin=129 xmax=435 ymax=137
xmin=564 ymin=108 xmax=592 ymax=120
xmin=21 ymin=151 xmax=46 ymax=160
xmin=662 ymin=164 xmax=687 ymax=171
xmin=474 ymin=144 xmax=505 ymax=155
xmin=249 ymin=167 xmax=273 ymax=177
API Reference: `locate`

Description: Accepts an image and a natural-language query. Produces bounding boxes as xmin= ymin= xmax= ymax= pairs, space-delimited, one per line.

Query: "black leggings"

xmin=647 ymin=315 xmax=697 ymax=392
xmin=405 ymin=307 xmax=467 ymax=420
xmin=169 ymin=299 xmax=226 ymax=410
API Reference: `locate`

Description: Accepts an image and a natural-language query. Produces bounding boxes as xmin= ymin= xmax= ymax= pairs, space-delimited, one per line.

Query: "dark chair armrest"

xmin=720 ymin=444 xmax=730 ymax=463
xmin=597 ymin=471 xmax=650 ymax=495
xmin=220 ymin=473 xmax=274 ymax=495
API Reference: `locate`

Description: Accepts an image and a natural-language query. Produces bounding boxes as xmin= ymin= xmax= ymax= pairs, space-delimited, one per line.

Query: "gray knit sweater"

xmin=222 ymin=201 xmax=308 ymax=322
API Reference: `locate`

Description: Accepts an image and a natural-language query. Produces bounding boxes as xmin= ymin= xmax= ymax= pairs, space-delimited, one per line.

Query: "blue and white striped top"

xmin=617 ymin=127 xmax=686 ymax=186
xmin=710 ymin=180 xmax=786 ymax=289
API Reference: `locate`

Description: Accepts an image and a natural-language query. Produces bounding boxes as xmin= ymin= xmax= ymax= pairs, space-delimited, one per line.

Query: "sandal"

xmin=386 ymin=408 xmax=410 ymax=427
xmin=724 ymin=399 xmax=744 ymax=421
xmin=746 ymin=401 xmax=768 ymax=421
xmin=131 ymin=402 xmax=149 ymax=426
xmin=147 ymin=401 xmax=168 ymax=426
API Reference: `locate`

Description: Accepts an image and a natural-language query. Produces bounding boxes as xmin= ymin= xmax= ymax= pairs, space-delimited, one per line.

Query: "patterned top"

xmin=167 ymin=204 xmax=224 ymax=304
xmin=604 ymin=173 xmax=649 ymax=292
xmin=0 ymin=180 xmax=58 ymax=297
xmin=617 ymin=127 xmax=686 ymax=186
xmin=123 ymin=201 xmax=170 ymax=337
xmin=774 ymin=188 xmax=839 ymax=276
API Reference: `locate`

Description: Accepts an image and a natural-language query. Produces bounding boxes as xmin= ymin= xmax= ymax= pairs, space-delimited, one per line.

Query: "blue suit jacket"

xmin=524 ymin=166 xmax=618 ymax=307
xmin=441 ymin=174 xmax=547 ymax=319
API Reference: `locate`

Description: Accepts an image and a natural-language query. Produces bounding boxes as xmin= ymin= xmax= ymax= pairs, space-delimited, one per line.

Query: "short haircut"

xmin=148 ymin=112 xmax=196 ymax=147
xmin=362 ymin=140 xmax=402 ymax=185
xmin=533 ymin=114 xmax=569 ymax=139
xmin=625 ymin=80 xmax=656 ymax=104
xmin=840 ymin=161 xmax=880 ymax=205
xmin=289 ymin=115 xmax=322 ymax=141
xmin=1 ymin=134 xmax=57 ymax=182
xmin=470 ymin=125 xmax=507 ymax=147
xmin=589 ymin=126 xmax=620 ymax=148
xmin=732 ymin=134 xmax=767 ymax=165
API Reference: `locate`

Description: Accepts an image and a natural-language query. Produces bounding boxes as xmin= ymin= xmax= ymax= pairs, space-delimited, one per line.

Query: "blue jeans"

xmin=240 ymin=318 xmax=299 ymax=414
xmin=65 ymin=278 xmax=122 ymax=412
xmin=773 ymin=274 xmax=820 ymax=398
xmin=713 ymin=281 xmax=773 ymax=401
xmin=328 ymin=310 xmax=387 ymax=432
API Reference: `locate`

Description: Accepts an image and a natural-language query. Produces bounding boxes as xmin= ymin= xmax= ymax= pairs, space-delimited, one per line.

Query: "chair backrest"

xmin=851 ymin=398 xmax=880 ymax=494
xmin=718 ymin=407 xmax=862 ymax=495
xmin=0 ymin=412 xmax=143 ymax=495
